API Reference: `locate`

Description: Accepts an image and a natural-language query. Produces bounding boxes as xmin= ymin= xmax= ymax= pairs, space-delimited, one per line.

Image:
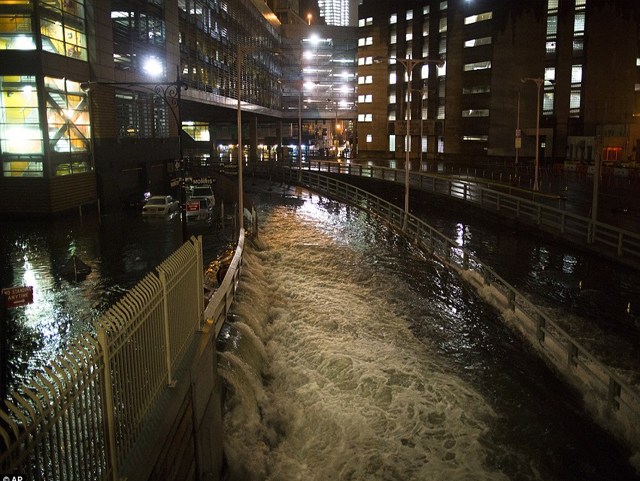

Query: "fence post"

xmin=536 ymin=314 xmax=546 ymax=343
xmin=507 ymin=290 xmax=516 ymax=311
xmin=195 ymin=236 xmax=204 ymax=325
xmin=608 ymin=378 xmax=621 ymax=410
xmin=97 ymin=327 xmax=119 ymax=481
xmin=158 ymin=270 xmax=175 ymax=387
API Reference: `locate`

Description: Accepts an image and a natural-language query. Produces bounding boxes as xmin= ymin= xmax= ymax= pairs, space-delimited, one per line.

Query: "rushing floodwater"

xmin=220 ymin=182 xmax=639 ymax=481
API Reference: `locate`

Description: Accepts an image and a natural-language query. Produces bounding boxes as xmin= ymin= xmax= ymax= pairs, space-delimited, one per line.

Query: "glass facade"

xmin=45 ymin=77 xmax=91 ymax=176
xmin=40 ymin=0 xmax=88 ymax=60
xmin=0 ymin=76 xmax=42 ymax=176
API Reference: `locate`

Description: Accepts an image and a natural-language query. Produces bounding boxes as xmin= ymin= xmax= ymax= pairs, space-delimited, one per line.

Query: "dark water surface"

xmin=0 ymin=209 xmax=229 ymax=395
xmin=219 ymin=180 xmax=640 ymax=481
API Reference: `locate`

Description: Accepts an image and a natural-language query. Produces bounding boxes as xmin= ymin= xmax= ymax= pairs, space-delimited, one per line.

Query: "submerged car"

xmin=186 ymin=197 xmax=213 ymax=221
xmin=142 ymin=195 xmax=179 ymax=216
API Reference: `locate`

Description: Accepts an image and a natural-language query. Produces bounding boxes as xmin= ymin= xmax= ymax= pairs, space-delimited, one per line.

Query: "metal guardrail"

xmin=263 ymin=159 xmax=640 ymax=269
xmin=0 ymin=232 xmax=248 ymax=480
xmin=268 ymin=166 xmax=640 ymax=451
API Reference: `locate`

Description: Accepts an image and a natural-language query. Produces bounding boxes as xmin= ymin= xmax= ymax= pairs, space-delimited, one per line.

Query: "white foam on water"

xmin=222 ymin=199 xmax=523 ymax=481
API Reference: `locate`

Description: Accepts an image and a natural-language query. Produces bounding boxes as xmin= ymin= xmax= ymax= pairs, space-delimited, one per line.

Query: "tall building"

xmin=0 ymin=0 xmax=282 ymax=214
xmin=356 ymin=0 xmax=640 ymax=164
xmin=280 ymin=23 xmax=358 ymax=156
xmin=318 ymin=0 xmax=354 ymax=26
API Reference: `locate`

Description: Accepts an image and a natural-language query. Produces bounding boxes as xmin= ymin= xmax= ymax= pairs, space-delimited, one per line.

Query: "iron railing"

xmin=268 ymin=167 xmax=640 ymax=451
xmin=0 ymin=234 xmax=233 ymax=480
xmin=259 ymin=159 xmax=640 ymax=269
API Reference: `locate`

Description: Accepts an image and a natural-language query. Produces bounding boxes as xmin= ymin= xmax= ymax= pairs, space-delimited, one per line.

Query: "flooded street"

xmin=0 ymin=209 xmax=230 ymax=395
xmin=219 ymin=180 xmax=640 ymax=481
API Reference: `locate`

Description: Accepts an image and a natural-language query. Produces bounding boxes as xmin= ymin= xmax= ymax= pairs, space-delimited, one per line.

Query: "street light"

xmin=237 ymin=45 xmax=280 ymax=232
xmin=81 ymin=67 xmax=188 ymax=241
xmin=521 ymin=77 xmax=553 ymax=191
xmin=377 ymin=56 xmax=443 ymax=228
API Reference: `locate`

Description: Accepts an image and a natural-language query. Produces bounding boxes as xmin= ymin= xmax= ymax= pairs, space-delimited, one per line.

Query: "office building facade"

xmin=356 ymin=0 xmax=640 ymax=164
xmin=0 ymin=0 xmax=283 ymax=214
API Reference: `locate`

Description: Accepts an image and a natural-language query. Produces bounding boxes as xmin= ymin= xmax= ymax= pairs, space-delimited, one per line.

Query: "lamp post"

xmin=81 ymin=66 xmax=188 ymax=241
xmin=521 ymin=77 xmax=547 ymax=192
xmin=378 ymin=57 xmax=443 ymax=228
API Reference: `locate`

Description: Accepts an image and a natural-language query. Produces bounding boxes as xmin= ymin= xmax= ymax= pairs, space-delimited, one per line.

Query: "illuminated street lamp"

xmin=81 ymin=64 xmax=188 ymax=241
xmin=307 ymin=13 xmax=312 ymax=25
xmin=377 ymin=56 xmax=444 ymax=228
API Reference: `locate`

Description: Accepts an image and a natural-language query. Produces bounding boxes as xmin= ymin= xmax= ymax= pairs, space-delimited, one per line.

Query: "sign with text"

xmin=2 ymin=286 xmax=34 ymax=309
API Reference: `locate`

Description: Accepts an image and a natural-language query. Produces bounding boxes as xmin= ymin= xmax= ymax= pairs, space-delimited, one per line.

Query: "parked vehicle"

xmin=186 ymin=197 xmax=213 ymax=221
xmin=142 ymin=195 xmax=179 ymax=216
xmin=188 ymin=185 xmax=215 ymax=207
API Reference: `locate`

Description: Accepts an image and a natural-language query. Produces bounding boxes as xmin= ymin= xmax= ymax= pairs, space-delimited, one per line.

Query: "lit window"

xmin=366 ymin=36 xmax=373 ymax=45
xmin=569 ymin=91 xmax=581 ymax=112
xmin=547 ymin=16 xmax=557 ymax=36
xmin=571 ymin=65 xmax=582 ymax=84
xmin=463 ymin=135 xmax=488 ymax=141
xmin=544 ymin=91 xmax=555 ymax=114
xmin=464 ymin=12 xmax=493 ymax=24
xmin=388 ymin=110 xmax=396 ymax=121
xmin=439 ymin=17 xmax=447 ymax=33
xmin=423 ymin=6 xmax=430 ymax=15
xmin=390 ymin=13 xmax=397 ymax=24
xmin=406 ymin=9 xmax=413 ymax=20
xmin=464 ymin=37 xmax=492 ymax=48
xmin=45 ymin=77 xmax=92 ymax=176
xmin=366 ymin=134 xmax=372 ymax=142
xmin=365 ymin=56 xmax=373 ymax=65
xmin=389 ymin=135 xmax=396 ymax=151
xmin=365 ymin=75 xmax=373 ymax=84
xmin=440 ymin=1 xmax=448 ymax=10
xmin=358 ymin=57 xmax=365 ymax=65
xmin=358 ymin=38 xmax=366 ymax=46
xmin=406 ymin=26 xmax=413 ymax=41
xmin=41 ymin=0 xmax=88 ymax=61
xmin=366 ymin=17 xmax=373 ymax=26
xmin=0 ymin=75 xmax=44 ymax=177
xmin=359 ymin=18 xmax=365 ymax=27
xmin=462 ymin=109 xmax=489 ymax=117
xmin=546 ymin=41 xmax=556 ymax=55
xmin=545 ymin=67 xmax=556 ymax=82
xmin=463 ymin=61 xmax=491 ymax=71
xmin=421 ymin=64 xmax=429 ymax=79
xmin=390 ymin=73 xmax=397 ymax=84
xmin=423 ymin=22 xmax=430 ymax=36
xmin=389 ymin=93 xmax=396 ymax=104
xmin=463 ymin=85 xmax=491 ymax=94
xmin=574 ymin=12 xmax=585 ymax=35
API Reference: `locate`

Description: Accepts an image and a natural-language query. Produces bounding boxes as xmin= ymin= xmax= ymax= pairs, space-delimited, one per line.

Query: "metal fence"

xmin=271 ymin=167 xmax=640 ymax=451
xmin=265 ymin=159 xmax=640 ymax=269
xmin=0 ymin=235 xmax=208 ymax=480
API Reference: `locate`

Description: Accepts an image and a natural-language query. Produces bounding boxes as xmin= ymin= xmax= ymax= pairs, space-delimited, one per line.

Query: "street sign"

xmin=2 ymin=286 xmax=34 ymax=309
xmin=187 ymin=201 xmax=200 ymax=211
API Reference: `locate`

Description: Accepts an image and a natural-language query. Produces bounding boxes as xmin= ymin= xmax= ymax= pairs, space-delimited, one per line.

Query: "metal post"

xmin=237 ymin=45 xmax=244 ymax=232
xmin=298 ymin=87 xmax=302 ymax=182
xmin=97 ymin=327 xmax=119 ymax=481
